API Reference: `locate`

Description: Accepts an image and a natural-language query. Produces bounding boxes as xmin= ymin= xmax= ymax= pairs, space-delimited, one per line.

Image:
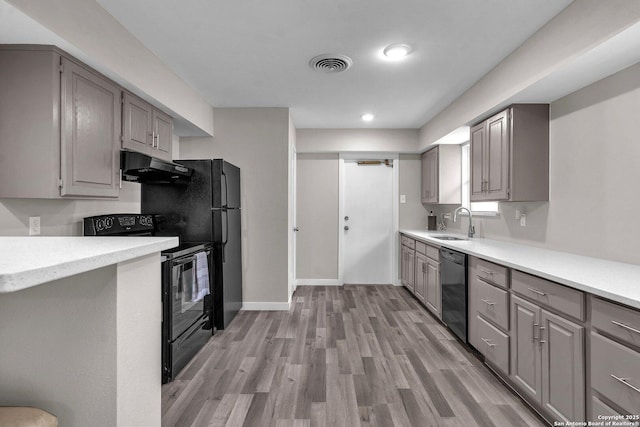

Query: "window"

xmin=460 ymin=143 xmax=499 ymax=215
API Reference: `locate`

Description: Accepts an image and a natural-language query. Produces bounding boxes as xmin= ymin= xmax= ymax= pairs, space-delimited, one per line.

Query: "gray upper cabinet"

xmin=122 ymin=92 xmax=153 ymax=155
xmin=60 ymin=57 xmax=120 ymax=198
xmin=122 ymin=92 xmax=173 ymax=161
xmin=470 ymin=104 xmax=549 ymax=202
xmin=0 ymin=45 xmax=120 ymax=199
xmin=153 ymin=108 xmax=173 ymax=160
xmin=421 ymin=145 xmax=461 ymax=204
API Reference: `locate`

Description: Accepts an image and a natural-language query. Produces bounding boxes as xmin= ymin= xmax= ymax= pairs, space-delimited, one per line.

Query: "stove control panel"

xmin=83 ymin=214 xmax=156 ymax=236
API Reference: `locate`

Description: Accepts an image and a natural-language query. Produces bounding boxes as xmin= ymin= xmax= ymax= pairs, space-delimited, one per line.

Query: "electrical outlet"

xmin=515 ymin=209 xmax=521 ymax=220
xmin=400 ymin=195 xmax=406 ymax=204
xmin=520 ymin=214 xmax=527 ymax=227
xmin=29 ymin=216 xmax=41 ymax=236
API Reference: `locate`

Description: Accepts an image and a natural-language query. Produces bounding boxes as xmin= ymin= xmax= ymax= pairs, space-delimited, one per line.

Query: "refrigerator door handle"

xmin=221 ymin=209 xmax=228 ymax=263
xmin=221 ymin=170 xmax=228 ymax=208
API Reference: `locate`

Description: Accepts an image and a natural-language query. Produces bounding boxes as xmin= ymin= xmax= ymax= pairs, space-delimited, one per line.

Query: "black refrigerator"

xmin=142 ymin=159 xmax=242 ymax=330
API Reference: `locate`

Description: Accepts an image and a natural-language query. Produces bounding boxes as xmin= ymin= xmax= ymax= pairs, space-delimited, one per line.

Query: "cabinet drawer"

xmin=591 ymin=332 xmax=640 ymax=414
xmin=593 ymin=297 xmax=640 ymax=349
xmin=591 ymin=396 xmax=620 ymax=418
xmin=470 ymin=257 xmax=508 ymax=289
xmin=426 ymin=244 xmax=439 ymax=261
xmin=512 ymin=270 xmax=585 ymax=321
xmin=474 ymin=276 xmax=509 ymax=331
xmin=477 ymin=315 xmax=509 ymax=376
xmin=415 ymin=241 xmax=427 ymax=255
xmin=401 ymin=236 xmax=415 ymax=249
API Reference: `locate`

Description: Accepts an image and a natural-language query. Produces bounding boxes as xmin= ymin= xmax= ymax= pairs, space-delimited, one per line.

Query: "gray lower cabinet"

xmin=122 ymin=92 xmax=173 ymax=161
xmin=540 ymin=310 xmax=585 ymax=422
xmin=425 ymin=256 xmax=440 ymax=319
xmin=468 ymin=256 xmax=510 ymax=376
xmin=414 ymin=252 xmax=427 ymax=303
xmin=590 ymin=297 xmax=640 ymax=417
xmin=400 ymin=235 xmax=440 ymax=319
xmin=510 ymin=294 xmax=585 ymax=423
xmin=400 ymin=243 xmax=415 ymax=292
xmin=0 ymin=45 xmax=121 ymax=198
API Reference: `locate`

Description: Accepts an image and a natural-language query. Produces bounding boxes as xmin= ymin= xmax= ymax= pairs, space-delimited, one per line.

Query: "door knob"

xmin=344 ymin=216 xmax=349 ymax=221
xmin=293 ymin=227 xmax=299 ymax=232
xmin=344 ymin=226 xmax=349 ymax=231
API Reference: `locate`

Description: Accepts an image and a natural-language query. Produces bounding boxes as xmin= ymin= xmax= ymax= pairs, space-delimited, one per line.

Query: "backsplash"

xmin=0 ymin=182 xmax=141 ymax=236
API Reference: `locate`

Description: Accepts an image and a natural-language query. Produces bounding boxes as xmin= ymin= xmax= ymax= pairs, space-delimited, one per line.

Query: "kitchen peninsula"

xmin=0 ymin=236 xmax=178 ymax=427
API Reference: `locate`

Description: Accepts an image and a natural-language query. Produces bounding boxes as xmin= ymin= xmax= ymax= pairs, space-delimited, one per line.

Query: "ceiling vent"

xmin=309 ymin=54 xmax=353 ymax=73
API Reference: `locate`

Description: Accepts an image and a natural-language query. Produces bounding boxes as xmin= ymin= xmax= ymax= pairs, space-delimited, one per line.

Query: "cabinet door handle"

xmin=422 ymin=263 xmax=426 ymax=274
xmin=611 ymin=375 xmax=640 ymax=394
xmin=611 ymin=320 xmax=640 ymax=335
xmin=481 ymin=338 xmax=495 ymax=348
xmin=480 ymin=299 xmax=495 ymax=306
xmin=539 ymin=325 xmax=546 ymax=344
xmin=527 ymin=287 xmax=547 ymax=296
xmin=532 ymin=322 xmax=539 ymax=342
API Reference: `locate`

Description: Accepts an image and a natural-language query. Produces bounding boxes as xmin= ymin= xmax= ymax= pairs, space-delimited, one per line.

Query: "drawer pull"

xmin=611 ymin=320 xmax=640 ymax=335
xmin=527 ymin=287 xmax=547 ymax=296
xmin=481 ymin=269 xmax=494 ymax=276
xmin=481 ymin=299 xmax=495 ymax=306
xmin=611 ymin=375 xmax=640 ymax=394
xmin=481 ymin=338 xmax=496 ymax=348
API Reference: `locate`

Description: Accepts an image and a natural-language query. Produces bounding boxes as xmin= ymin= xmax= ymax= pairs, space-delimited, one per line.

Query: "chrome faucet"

xmin=454 ymin=207 xmax=475 ymax=238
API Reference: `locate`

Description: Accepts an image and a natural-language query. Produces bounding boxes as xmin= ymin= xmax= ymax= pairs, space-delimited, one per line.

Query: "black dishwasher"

xmin=440 ymin=248 xmax=468 ymax=343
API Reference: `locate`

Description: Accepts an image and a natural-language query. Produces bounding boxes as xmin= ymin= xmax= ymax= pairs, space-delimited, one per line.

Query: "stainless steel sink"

xmin=432 ymin=236 xmax=466 ymax=241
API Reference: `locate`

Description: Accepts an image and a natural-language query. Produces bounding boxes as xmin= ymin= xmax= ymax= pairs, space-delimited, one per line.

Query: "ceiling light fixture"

xmin=383 ymin=44 xmax=412 ymax=59
xmin=361 ymin=113 xmax=374 ymax=122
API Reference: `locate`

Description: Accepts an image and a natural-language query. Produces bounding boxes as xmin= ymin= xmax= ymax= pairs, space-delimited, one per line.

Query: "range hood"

xmin=120 ymin=151 xmax=193 ymax=184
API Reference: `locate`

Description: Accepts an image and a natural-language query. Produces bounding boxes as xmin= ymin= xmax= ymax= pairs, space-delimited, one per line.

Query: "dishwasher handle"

xmin=440 ymin=248 xmax=466 ymax=265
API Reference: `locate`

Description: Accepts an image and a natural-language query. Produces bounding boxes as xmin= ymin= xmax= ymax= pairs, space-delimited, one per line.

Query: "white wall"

xmin=0 ymin=182 xmax=140 ymax=236
xmin=297 ymin=128 xmax=419 ymax=153
xmin=419 ymin=0 xmax=640 ymax=150
xmin=180 ymin=108 xmax=291 ymax=307
xmin=3 ymin=0 xmax=214 ymax=136
xmin=436 ymin=61 xmax=640 ymax=265
xmin=287 ymin=115 xmax=296 ymax=299
xmin=399 ymin=154 xmax=427 ymax=229
xmin=296 ymin=154 xmax=339 ymax=280
xmin=295 ymin=151 xmax=426 ymax=282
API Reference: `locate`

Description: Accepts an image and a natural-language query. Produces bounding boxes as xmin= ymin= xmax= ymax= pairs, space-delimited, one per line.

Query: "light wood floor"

xmin=162 ymin=285 xmax=547 ymax=426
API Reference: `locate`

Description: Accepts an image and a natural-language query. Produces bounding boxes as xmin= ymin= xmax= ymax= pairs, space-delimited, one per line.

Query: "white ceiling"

xmin=94 ymin=0 xmax=572 ymax=129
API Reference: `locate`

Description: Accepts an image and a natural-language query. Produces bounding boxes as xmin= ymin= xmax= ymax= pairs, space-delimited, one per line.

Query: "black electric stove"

xmin=83 ymin=213 xmax=215 ymax=383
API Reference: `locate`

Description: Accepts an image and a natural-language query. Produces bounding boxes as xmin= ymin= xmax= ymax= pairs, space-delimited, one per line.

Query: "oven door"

xmin=166 ymin=249 xmax=212 ymax=341
xmin=167 ymin=316 xmax=211 ymax=383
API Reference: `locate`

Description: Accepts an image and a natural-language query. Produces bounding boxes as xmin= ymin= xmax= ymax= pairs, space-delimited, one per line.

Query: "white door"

xmin=342 ymin=160 xmax=394 ymax=284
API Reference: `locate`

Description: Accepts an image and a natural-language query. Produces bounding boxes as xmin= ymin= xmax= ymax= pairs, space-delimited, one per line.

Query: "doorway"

xmin=340 ymin=157 xmax=398 ymax=285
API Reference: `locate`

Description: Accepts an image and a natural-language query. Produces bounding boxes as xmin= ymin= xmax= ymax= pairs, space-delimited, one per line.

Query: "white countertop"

xmin=401 ymin=229 xmax=640 ymax=310
xmin=0 ymin=236 xmax=179 ymax=294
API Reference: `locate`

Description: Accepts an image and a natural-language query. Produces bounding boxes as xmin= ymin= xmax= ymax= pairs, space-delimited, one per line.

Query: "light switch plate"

xmin=520 ymin=214 xmax=526 ymax=227
xmin=29 ymin=216 xmax=41 ymax=236
xmin=400 ymin=195 xmax=406 ymax=203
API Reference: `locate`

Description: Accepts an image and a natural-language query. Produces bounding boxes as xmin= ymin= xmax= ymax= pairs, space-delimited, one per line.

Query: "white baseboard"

xmin=295 ymin=279 xmax=342 ymax=286
xmin=392 ymin=279 xmax=403 ymax=286
xmin=241 ymin=302 xmax=290 ymax=311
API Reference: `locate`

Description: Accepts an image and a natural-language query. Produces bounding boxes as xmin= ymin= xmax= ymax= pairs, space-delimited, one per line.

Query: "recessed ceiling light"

xmin=383 ymin=44 xmax=412 ymax=59
xmin=361 ymin=113 xmax=375 ymax=122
